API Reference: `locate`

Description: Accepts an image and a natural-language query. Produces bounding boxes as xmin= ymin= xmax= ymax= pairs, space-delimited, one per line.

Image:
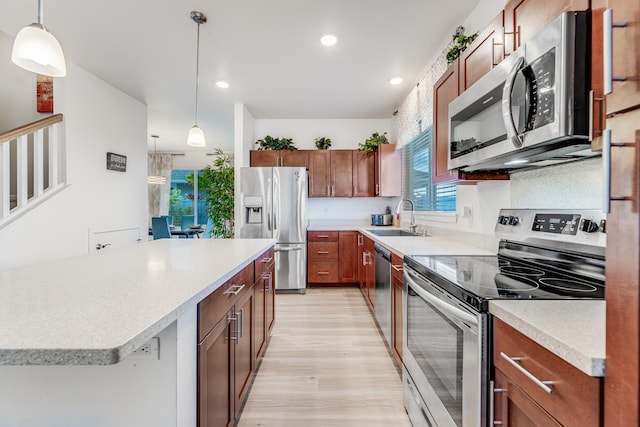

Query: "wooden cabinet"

xmin=254 ymin=248 xmax=275 ymax=360
xmin=309 ymin=151 xmax=354 ymax=197
xmin=363 ymin=235 xmax=375 ymax=308
xmin=503 ymin=0 xmax=589 ymax=55
xmin=391 ymin=253 xmax=403 ymax=367
xmin=375 ymin=144 xmax=401 ymax=196
xmin=433 ymin=64 xmax=460 ymax=184
xmin=307 ymin=231 xmax=358 ymax=284
xmin=249 ymin=150 xmax=309 ymax=167
xmin=353 ymin=150 xmax=375 ymax=197
xmin=492 ymin=319 xmax=602 ymax=427
xmin=357 ymin=233 xmax=366 ymax=291
xmin=458 ymin=12 xmax=505 ymax=92
xmin=233 ymin=288 xmax=255 ymax=412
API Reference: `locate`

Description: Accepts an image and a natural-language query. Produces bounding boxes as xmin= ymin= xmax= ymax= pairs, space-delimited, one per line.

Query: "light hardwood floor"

xmin=237 ymin=287 xmax=411 ymax=426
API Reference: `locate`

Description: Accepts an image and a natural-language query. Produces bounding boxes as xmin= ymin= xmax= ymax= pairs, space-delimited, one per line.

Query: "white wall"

xmin=0 ymin=33 xmax=148 ymax=270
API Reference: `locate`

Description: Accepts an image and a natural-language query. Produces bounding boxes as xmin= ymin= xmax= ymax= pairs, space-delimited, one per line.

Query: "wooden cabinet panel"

xmin=233 ymin=288 xmax=254 ymax=412
xmin=392 ymin=273 xmax=403 ymax=366
xmin=605 ymin=0 xmax=640 ymax=114
xmin=253 ymin=277 xmax=265 ymax=361
xmin=330 ymin=150 xmax=353 ymax=197
xmin=198 ymin=312 xmax=234 ymax=427
xmin=280 ymin=150 xmax=309 ymax=167
xmin=308 ymin=150 xmax=331 ymax=197
xmin=249 ymin=150 xmax=280 ymax=167
xmin=308 ymin=231 xmax=339 ymax=241
xmin=494 ymin=319 xmax=601 ymax=427
xmin=357 ymin=233 xmax=366 ymax=291
xmin=353 ymin=150 xmax=375 ymax=197
xmin=364 ymin=236 xmax=375 ymax=308
xmin=308 ymin=262 xmax=339 ymax=282
xmin=308 ymin=241 xmax=339 ymax=261
xmin=503 ymin=0 xmax=588 ymax=54
xmin=375 ymin=144 xmax=401 ymax=196
xmin=493 ymin=369 xmax=562 ymax=427
xmin=459 ymin=12 xmax=505 ymax=92
xmin=338 ymin=231 xmax=358 ymax=282
xmin=433 ymin=64 xmax=459 ymax=183
xmin=265 ymin=262 xmax=275 ymax=333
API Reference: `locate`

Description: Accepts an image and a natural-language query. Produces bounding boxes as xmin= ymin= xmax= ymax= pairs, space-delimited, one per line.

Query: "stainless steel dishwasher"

xmin=374 ymin=242 xmax=392 ymax=347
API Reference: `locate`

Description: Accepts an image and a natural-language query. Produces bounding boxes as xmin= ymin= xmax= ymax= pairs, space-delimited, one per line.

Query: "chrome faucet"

xmin=395 ymin=198 xmax=417 ymax=233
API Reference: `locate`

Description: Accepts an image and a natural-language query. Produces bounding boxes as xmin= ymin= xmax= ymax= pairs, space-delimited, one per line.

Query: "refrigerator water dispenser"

xmin=244 ymin=196 xmax=263 ymax=224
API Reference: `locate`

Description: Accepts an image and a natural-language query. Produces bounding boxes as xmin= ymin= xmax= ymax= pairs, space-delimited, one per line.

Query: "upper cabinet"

xmin=250 ymin=150 xmax=309 ymax=167
xmin=308 ymin=150 xmax=353 ymax=197
xmin=353 ymin=150 xmax=375 ymax=197
xmin=375 ymin=144 xmax=401 ymax=197
xmin=458 ymin=12 xmax=505 ymax=92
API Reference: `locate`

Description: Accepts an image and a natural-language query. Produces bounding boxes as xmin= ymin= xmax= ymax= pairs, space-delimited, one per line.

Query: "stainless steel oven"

xmin=402 ymin=209 xmax=606 ymax=427
xmin=403 ymin=266 xmax=488 ymax=427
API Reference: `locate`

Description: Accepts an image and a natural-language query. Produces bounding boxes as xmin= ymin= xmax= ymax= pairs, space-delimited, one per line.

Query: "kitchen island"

xmin=0 ymin=238 xmax=274 ymax=427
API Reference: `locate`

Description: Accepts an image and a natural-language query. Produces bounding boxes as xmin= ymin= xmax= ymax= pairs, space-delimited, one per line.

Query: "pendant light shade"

xmin=148 ymin=135 xmax=167 ymax=185
xmin=187 ymin=125 xmax=206 ymax=147
xmin=187 ymin=11 xmax=207 ymax=147
xmin=11 ymin=0 xmax=66 ymax=77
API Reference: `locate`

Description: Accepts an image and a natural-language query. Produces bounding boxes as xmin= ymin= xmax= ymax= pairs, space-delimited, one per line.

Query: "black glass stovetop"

xmin=404 ymin=254 xmax=605 ymax=312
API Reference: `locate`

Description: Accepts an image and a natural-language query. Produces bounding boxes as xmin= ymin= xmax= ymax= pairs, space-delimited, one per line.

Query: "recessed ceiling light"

xmin=320 ymin=34 xmax=337 ymax=47
xmin=389 ymin=77 xmax=403 ymax=85
xmin=504 ymin=159 xmax=529 ymax=165
xmin=216 ymin=81 xmax=230 ymax=89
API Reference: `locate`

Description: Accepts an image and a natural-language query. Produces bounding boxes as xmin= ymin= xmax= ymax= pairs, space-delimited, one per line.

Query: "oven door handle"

xmin=405 ymin=269 xmax=478 ymax=327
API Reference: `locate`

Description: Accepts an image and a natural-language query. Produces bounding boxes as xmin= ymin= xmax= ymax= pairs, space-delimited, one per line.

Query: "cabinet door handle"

xmin=268 ymin=272 xmax=273 ymax=293
xmin=317 ymin=272 xmax=329 ymax=275
xmin=500 ymin=352 xmax=554 ymax=394
xmin=237 ymin=308 xmax=244 ymax=340
xmin=603 ymin=129 xmax=635 ymax=214
xmin=261 ymin=257 xmax=273 ymax=263
xmin=358 ymin=234 xmax=363 ymax=246
xmin=224 ymin=284 xmax=246 ymax=296
xmin=228 ymin=315 xmax=239 ymax=341
xmin=490 ymin=380 xmax=507 ymax=426
xmin=317 ymin=251 xmax=329 ymax=255
xmin=603 ymin=9 xmax=629 ymax=95
xmin=391 ymin=264 xmax=403 ymax=272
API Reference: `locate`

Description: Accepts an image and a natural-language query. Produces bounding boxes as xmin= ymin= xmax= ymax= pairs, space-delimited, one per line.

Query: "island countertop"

xmin=0 ymin=238 xmax=275 ymax=366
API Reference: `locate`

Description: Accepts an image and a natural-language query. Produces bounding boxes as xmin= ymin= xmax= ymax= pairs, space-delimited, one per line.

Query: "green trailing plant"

xmin=446 ymin=32 xmax=479 ymax=64
xmin=358 ymin=132 xmax=389 ymax=152
xmin=199 ymin=148 xmax=235 ymax=238
xmin=314 ymin=137 xmax=332 ymax=149
xmin=254 ymin=135 xmax=297 ymax=151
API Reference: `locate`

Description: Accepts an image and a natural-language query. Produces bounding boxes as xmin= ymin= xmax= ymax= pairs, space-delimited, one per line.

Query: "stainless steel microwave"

xmin=448 ymin=11 xmax=595 ymax=172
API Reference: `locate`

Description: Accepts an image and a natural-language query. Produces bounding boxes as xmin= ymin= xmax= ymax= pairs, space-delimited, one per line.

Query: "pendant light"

xmin=187 ymin=11 xmax=207 ymax=147
xmin=11 ymin=0 xmax=67 ymax=77
xmin=148 ymin=135 xmax=167 ymax=185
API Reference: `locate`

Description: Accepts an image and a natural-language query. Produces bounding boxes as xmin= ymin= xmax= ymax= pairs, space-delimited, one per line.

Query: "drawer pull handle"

xmin=500 ymin=352 xmax=554 ymax=394
xmin=317 ymin=272 xmax=329 ymax=275
xmin=261 ymin=257 xmax=273 ymax=263
xmin=223 ymin=284 xmax=246 ymax=296
xmin=317 ymin=251 xmax=329 ymax=254
xmin=391 ymin=264 xmax=403 ymax=272
xmin=317 ymin=235 xmax=329 ymax=238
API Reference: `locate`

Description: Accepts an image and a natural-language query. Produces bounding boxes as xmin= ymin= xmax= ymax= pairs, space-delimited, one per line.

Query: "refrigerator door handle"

xmin=275 ymin=247 xmax=302 ymax=252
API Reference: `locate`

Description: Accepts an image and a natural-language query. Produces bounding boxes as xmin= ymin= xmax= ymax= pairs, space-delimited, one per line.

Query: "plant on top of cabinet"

xmin=358 ymin=132 xmax=389 ymax=152
xmin=254 ymin=135 xmax=297 ymax=151
xmin=446 ymin=27 xmax=479 ymax=64
xmin=314 ymin=137 xmax=332 ymax=150
xmin=198 ymin=148 xmax=235 ymax=238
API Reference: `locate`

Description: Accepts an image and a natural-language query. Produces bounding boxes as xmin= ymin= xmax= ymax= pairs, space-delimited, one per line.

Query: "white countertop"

xmin=490 ymin=300 xmax=605 ymax=377
xmin=0 ymin=238 xmax=275 ymax=365
xmin=358 ymin=227 xmax=496 ymax=257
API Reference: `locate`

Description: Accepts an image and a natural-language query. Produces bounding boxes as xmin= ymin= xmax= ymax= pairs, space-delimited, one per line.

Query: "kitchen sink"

xmin=366 ymin=229 xmax=421 ymax=237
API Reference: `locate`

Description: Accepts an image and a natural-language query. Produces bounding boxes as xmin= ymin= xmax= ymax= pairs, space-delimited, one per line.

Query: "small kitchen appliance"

xmin=402 ymin=208 xmax=605 ymax=427
xmin=371 ymin=213 xmax=393 ymax=226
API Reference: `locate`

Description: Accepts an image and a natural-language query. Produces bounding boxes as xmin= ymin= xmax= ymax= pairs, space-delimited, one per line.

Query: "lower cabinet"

xmin=198 ymin=248 xmax=275 ymax=427
xmin=362 ymin=235 xmax=375 ymax=308
xmin=307 ymin=231 xmax=358 ymax=284
xmin=391 ymin=253 xmax=403 ymax=366
xmin=492 ymin=318 xmax=602 ymax=427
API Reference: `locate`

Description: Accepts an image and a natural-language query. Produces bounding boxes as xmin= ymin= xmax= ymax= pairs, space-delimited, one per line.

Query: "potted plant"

xmin=358 ymin=132 xmax=389 ymax=152
xmin=446 ymin=30 xmax=479 ymax=64
xmin=254 ymin=135 xmax=297 ymax=151
xmin=314 ymin=137 xmax=332 ymax=150
xmin=198 ymin=148 xmax=235 ymax=238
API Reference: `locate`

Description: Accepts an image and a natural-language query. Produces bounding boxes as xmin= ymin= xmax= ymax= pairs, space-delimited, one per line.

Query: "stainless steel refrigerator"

xmin=239 ymin=167 xmax=307 ymax=293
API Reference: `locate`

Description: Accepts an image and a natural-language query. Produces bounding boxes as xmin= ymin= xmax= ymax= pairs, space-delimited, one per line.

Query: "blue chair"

xmin=151 ymin=216 xmax=172 ymax=240
xmin=181 ymin=215 xmax=195 ymax=230
xmin=202 ymin=218 xmax=213 ymax=239
xmin=160 ymin=215 xmax=173 ymax=225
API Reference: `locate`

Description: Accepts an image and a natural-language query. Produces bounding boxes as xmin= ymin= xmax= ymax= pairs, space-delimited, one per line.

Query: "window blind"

xmin=401 ymin=127 xmax=456 ymax=212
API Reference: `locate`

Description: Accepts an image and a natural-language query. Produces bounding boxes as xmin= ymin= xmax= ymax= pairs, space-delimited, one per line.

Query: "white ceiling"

xmin=0 ymin=0 xmax=480 ymax=152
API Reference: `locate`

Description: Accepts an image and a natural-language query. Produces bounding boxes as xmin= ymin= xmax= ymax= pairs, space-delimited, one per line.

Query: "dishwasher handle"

xmin=374 ymin=243 xmax=392 ymax=261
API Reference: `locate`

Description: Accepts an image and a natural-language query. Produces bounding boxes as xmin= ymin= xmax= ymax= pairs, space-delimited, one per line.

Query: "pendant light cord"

xmin=194 ymin=20 xmax=200 ymax=126
xmin=37 ymin=0 xmax=43 ymax=25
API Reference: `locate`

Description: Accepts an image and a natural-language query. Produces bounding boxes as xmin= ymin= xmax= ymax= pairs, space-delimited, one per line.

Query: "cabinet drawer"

xmin=308 ymin=231 xmax=339 ymax=241
xmin=255 ymin=247 xmax=275 ymax=278
xmin=198 ymin=262 xmax=254 ymax=341
xmin=308 ymin=242 xmax=339 ymax=261
xmin=391 ymin=253 xmax=403 ymax=281
xmin=308 ymin=262 xmax=339 ymax=282
xmin=493 ymin=318 xmax=601 ymax=427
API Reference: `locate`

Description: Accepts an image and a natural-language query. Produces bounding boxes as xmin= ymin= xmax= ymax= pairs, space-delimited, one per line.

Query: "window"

xmin=402 ymin=127 xmax=456 ymax=211
xmin=169 ymin=170 xmax=209 ymax=226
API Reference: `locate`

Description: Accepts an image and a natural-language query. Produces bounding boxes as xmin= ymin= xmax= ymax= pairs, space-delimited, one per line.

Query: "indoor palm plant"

xmin=198 ymin=148 xmax=235 ymax=238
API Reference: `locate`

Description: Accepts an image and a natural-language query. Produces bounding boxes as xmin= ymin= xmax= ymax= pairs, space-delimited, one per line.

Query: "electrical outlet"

xmin=130 ymin=337 xmax=159 ymax=360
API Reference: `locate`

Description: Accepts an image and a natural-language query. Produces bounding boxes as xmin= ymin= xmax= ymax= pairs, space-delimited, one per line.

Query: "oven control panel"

xmin=495 ymin=209 xmax=606 ymax=249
